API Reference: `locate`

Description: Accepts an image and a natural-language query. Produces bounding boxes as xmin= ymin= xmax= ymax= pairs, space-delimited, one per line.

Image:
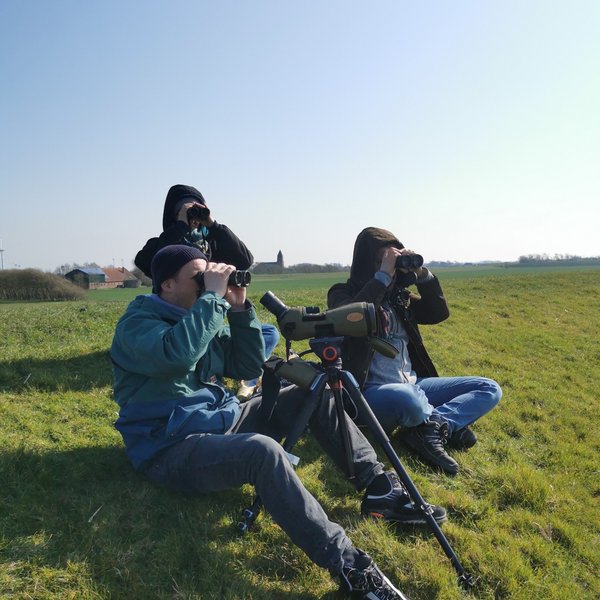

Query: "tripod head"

xmin=265 ymin=337 xmax=350 ymax=391
xmin=309 ymin=337 xmax=344 ymax=365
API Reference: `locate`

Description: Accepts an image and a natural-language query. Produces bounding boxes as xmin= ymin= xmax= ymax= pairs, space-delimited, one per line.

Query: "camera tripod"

xmin=236 ymin=336 xmax=475 ymax=589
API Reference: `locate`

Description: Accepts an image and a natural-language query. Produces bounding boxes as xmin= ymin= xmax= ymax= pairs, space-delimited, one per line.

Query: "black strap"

xmin=257 ymin=357 xmax=283 ymax=426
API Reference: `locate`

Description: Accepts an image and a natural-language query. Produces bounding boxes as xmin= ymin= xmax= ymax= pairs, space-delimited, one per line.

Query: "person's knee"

xmin=478 ymin=378 xmax=502 ymax=409
xmin=365 ymin=386 xmax=430 ymax=429
xmin=399 ymin=393 xmax=431 ymax=428
xmin=261 ymin=324 xmax=280 ymax=357
xmin=245 ymin=433 xmax=285 ymax=468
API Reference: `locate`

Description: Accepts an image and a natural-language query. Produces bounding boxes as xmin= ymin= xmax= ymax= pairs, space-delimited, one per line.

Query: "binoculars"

xmin=395 ymin=254 xmax=424 ymax=270
xmin=187 ymin=205 xmax=210 ymax=221
xmin=194 ymin=270 xmax=251 ymax=289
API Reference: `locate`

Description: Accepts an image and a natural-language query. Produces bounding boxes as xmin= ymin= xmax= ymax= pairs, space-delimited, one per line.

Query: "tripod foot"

xmin=458 ymin=571 xmax=476 ymax=589
xmin=236 ymin=505 xmax=261 ymax=534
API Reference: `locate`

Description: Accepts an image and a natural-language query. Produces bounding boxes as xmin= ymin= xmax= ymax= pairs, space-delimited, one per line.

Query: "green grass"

xmin=1 ymin=269 xmax=599 ymax=599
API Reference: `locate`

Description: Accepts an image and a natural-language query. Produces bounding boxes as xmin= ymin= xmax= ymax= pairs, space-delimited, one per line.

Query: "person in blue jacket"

xmin=111 ymin=244 xmax=447 ymax=599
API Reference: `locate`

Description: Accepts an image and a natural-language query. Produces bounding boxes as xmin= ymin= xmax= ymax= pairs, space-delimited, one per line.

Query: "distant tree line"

xmin=517 ymin=254 xmax=600 ymax=266
xmin=284 ymin=263 xmax=349 ymax=273
xmin=427 ymin=261 xmax=476 ymax=267
xmin=130 ymin=267 xmax=152 ymax=286
xmin=251 ymin=262 xmax=349 ymax=274
xmin=53 ymin=262 xmax=101 ymax=275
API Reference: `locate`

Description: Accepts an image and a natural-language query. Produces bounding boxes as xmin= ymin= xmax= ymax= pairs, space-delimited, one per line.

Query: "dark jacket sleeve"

xmin=329 ymin=275 xmax=450 ymax=324
xmin=207 ymin=223 xmax=254 ymax=269
xmin=328 ymin=278 xmax=388 ymax=309
xmin=134 ymin=222 xmax=189 ymax=277
xmin=409 ymin=276 xmax=450 ymax=324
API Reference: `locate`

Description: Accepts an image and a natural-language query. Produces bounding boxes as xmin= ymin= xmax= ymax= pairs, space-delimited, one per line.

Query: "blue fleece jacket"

xmin=110 ymin=292 xmax=265 ymax=469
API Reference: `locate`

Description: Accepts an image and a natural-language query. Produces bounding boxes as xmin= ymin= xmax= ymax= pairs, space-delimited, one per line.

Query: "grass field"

xmin=1 ymin=268 xmax=599 ymax=599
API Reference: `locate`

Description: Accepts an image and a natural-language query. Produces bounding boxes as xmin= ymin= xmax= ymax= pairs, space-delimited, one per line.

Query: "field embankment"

xmin=0 ymin=269 xmax=85 ymax=301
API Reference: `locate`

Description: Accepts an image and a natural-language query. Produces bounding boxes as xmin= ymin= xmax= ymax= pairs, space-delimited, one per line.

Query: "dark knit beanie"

xmin=151 ymin=245 xmax=208 ymax=293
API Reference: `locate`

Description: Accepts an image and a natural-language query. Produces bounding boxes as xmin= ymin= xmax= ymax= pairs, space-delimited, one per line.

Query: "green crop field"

xmin=1 ymin=268 xmax=599 ymax=599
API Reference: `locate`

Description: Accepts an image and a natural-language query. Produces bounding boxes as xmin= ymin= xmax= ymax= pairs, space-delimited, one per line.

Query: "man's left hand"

xmin=225 ymin=285 xmax=247 ymax=311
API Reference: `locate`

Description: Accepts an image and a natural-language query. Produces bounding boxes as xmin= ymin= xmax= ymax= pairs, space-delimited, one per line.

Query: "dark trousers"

xmin=144 ymin=385 xmax=384 ymax=574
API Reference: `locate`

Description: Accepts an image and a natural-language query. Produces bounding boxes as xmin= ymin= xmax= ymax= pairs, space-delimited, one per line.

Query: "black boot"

xmin=361 ymin=471 xmax=447 ymax=526
xmin=400 ymin=417 xmax=459 ymax=474
xmin=340 ymin=549 xmax=410 ymax=599
xmin=447 ymin=426 xmax=477 ymax=450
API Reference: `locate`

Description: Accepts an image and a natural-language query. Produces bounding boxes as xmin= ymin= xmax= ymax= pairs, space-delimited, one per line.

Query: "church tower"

xmin=276 ymin=250 xmax=284 ymax=268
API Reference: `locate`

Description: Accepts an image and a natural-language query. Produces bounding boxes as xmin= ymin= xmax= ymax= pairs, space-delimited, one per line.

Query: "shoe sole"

xmin=362 ymin=509 xmax=447 ymax=526
xmin=398 ymin=440 xmax=459 ymax=474
xmin=447 ymin=440 xmax=477 ymax=450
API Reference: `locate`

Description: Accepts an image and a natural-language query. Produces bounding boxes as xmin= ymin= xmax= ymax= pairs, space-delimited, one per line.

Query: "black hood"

xmin=349 ymin=227 xmax=404 ymax=285
xmin=162 ymin=184 xmax=206 ymax=231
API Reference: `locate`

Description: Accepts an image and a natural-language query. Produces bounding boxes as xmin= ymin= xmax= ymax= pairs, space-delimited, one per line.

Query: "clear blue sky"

xmin=1 ymin=1 xmax=598 ymax=271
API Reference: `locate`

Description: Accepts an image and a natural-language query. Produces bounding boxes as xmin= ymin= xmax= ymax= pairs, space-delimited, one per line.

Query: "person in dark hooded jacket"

xmin=135 ymin=184 xmax=279 ymax=394
xmin=328 ymin=227 xmax=502 ymax=474
xmin=135 ymin=184 xmax=254 ymax=276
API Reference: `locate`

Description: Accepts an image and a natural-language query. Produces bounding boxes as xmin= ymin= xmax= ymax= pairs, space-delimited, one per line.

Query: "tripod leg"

xmin=330 ymin=381 xmax=356 ymax=480
xmin=339 ymin=370 xmax=475 ymax=588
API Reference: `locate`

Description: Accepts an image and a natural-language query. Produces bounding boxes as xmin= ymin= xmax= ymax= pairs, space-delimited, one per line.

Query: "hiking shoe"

xmin=361 ymin=472 xmax=447 ymax=526
xmin=448 ymin=427 xmax=477 ymax=450
xmin=340 ymin=551 xmax=409 ymax=599
xmin=400 ymin=418 xmax=459 ymax=475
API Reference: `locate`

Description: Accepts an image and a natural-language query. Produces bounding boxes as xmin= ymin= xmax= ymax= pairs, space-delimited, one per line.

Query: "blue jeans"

xmin=362 ymin=376 xmax=502 ymax=436
xmin=245 ymin=323 xmax=280 ymax=386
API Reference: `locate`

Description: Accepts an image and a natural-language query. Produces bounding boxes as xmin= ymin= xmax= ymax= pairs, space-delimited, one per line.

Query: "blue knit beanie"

xmin=151 ymin=245 xmax=207 ymax=293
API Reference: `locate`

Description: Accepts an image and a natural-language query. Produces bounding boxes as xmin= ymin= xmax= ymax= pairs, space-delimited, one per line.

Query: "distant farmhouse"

xmin=65 ymin=266 xmax=140 ymax=290
xmin=251 ymin=250 xmax=284 ymax=274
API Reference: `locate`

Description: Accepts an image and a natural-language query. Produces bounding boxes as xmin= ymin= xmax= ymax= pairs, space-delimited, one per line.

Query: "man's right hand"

xmin=379 ymin=247 xmax=404 ymax=278
xmin=202 ymin=262 xmax=236 ymax=298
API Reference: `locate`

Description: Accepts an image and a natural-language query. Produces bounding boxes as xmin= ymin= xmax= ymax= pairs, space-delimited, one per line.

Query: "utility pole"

xmin=0 ymin=239 xmax=5 ymax=270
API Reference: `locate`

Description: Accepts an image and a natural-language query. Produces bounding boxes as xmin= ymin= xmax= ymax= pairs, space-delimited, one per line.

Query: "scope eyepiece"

xmin=260 ymin=291 xmax=289 ymax=320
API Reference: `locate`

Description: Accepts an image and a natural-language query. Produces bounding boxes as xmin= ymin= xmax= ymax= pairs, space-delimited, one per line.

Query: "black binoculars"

xmin=187 ymin=205 xmax=210 ymax=221
xmin=193 ymin=270 xmax=251 ymax=289
xmin=395 ymin=254 xmax=424 ymax=270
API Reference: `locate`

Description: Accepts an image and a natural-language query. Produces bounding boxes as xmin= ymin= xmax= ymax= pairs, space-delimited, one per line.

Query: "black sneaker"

xmin=361 ymin=472 xmax=447 ymax=526
xmin=400 ymin=418 xmax=459 ymax=475
xmin=447 ymin=427 xmax=477 ymax=450
xmin=340 ymin=551 xmax=409 ymax=599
